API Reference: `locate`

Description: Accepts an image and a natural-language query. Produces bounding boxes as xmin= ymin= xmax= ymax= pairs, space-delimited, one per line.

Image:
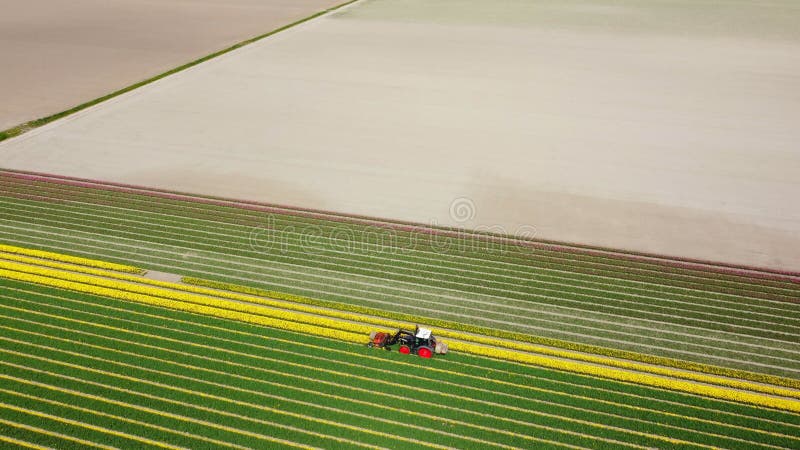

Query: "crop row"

xmin=4 ymin=194 xmax=794 ymax=328
xmin=1 ymin=204 xmax=796 ymax=348
xmin=0 ymin=243 xmax=144 ymax=274
xmin=2 ymin=174 xmax=796 ymax=296
xmin=6 ymin=192 xmax=800 ymax=354
xmin=2 ymin=278 xmax=799 ymax=449
xmin=1 ymin=260 xmax=799 ymax=412
xmin=2 ymin=193 xmax=794 ymax=314
xmin=4 ymin=224 xmax=798 ymax=380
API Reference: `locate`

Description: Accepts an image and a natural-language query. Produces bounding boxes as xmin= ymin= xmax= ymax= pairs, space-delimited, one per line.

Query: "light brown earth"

xmin=2 ymin=0 xmax=800 ymax=270
xmin=0 ymin=0 xmax=347 ymax=130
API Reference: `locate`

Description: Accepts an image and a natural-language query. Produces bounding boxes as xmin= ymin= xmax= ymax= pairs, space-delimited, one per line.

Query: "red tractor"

xmin=368 ymin=326 xmax=448 ymax=358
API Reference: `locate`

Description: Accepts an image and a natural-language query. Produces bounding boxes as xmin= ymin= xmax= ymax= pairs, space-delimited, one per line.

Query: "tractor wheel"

xmin=399 ymin=345 xmax=411 ymax=355
xmin=418 ymin=346 xmax=433 ymax=359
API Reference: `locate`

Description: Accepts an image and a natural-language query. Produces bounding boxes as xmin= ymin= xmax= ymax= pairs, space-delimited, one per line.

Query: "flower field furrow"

xmin=3 ymin=180 xmax=796 ymax=306
xmin=0 ymin=431 xmax=60 ymax=450
xmin=0 ymin=315 xmax=714 ymax=450
xmin=2 ymin=195 xmax=795 ymax=313
xmin=0 ymin=401 xmax=182 ymax=449
xmin=6 ymin=284 xmax=796 ymax=446
xmin=2 ymin=202 xmax=796 ymax=334
xmin=0 ymin=361 xmax=376 ymax=450
xmin=2 ymin=301 xmax=791 ymax=450
xmin=0 ymin=319 xmax=595 ymax=449
xmin=0 ymin=416 xmax=116 ymax=450
xmin=0 ymin=340 xmax=578 ymax=450
xmin=0 ymin=314 xmax=745 ymax=448
xmin=1 ymin=265 xmax=799 ymax=415
xmin=3 ymin=258 xmax=800 ymax=398
xmin=3 ymin=172 xmax=797 ymax=291
xmin=0 ymin=388 xmax=253 ymax=450
xmin=3 ymin=278 xmax=799 ymax=448
xmin=3 ymin=225 xmax=796 ymax=380
xmin=0 ymin=338 xmax=599 ymax=450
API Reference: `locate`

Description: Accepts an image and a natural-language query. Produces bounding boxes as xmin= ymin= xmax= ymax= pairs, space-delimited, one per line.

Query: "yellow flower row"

xmin=183 ymin=276 xmax=800 ymax=391
xmin=0 ymin=259 xmax=383 ymax=339
xmin=184 ymin=277 xmax=800 ymax=399
xmin=3 ymin=259 xmax=799 ymax=412
xmin=446 ymin=341 xmax=800 ymax=413
xmin=0 ymin=267 xmax=367 ymax=345
xmin=0 ymin=244 xmax=144 ymax=274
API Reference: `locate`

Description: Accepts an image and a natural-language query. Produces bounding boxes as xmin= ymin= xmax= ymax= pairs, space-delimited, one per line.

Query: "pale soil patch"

xmin=0 ymin=0 xmax=347 ymax=129
xmin=1 ymin=0 xmax=799 ymax=270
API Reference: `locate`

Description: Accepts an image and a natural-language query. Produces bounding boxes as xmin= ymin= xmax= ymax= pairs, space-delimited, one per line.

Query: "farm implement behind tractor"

xmin=368 ymin=326 xmax=448 ymax=358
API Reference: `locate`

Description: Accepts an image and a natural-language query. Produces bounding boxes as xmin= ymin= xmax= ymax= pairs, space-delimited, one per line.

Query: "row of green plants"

xmin=3 ymin=176 xmax=795 ymax=294
xmin=182 ymin=277 xmax=800 ymax=390
xmin=3 ymin=181 xmax=792 ymax=308
xmin=4 ymin=201 xmax=794 ymax=340
xmin=5 ymin=191 xmax=792 ymax=313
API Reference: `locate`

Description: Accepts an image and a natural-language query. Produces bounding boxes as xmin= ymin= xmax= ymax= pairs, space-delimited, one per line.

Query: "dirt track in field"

xmin=1 ymin=0 xmax=799 ymax=270
xmin=0 ymin=0 xmax=346 ymax=129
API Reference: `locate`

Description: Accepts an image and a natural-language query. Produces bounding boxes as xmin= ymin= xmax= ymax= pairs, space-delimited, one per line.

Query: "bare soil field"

xmin=1 ymin=0 xmax=799 ymax=270
xmin=0 ymin=0 xmax=347 ymax=129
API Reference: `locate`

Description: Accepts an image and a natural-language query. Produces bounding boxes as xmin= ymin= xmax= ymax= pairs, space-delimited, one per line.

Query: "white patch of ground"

xmin=2 ymin=0 xmax=799 ymax=270
xmin=142 ymin=270 xmax=183 ymax=284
